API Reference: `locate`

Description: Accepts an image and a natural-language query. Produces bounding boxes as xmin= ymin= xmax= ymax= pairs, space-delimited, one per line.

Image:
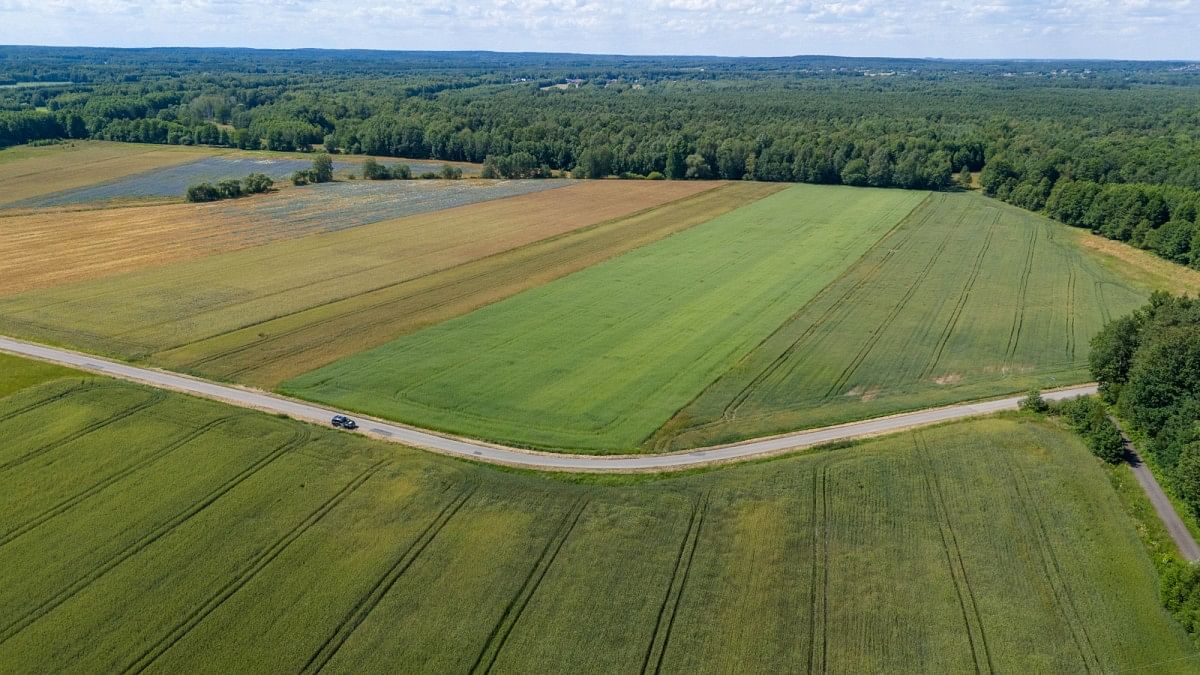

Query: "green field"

xmin=653 ymin=192 xmax=1148 ymax=449
xmin=285 ymin=184 xmax=926 ymax=451
xmin=0 ymin=353 xmax=88 ymax=398
xmin=286 ymin=187 xmax=1149 ymax=452
xmin=0 ymin=376 xmax=1192 ymax=672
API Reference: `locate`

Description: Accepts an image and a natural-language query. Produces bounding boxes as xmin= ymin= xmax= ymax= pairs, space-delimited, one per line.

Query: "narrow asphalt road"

xmin=0 ymin=335 xmax=1096 ymax=472
xmin=1111 ymin=417 xmax=1200 ymax=562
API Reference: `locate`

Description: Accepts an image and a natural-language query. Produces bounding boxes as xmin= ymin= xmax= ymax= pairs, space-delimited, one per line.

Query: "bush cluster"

xmin=291 ymin=154 xmax=334 ymax=186
xmin=361 ymin=157 xmax=411 ymax=180
xmin=185 ymin=172 xmax=273 ymax=203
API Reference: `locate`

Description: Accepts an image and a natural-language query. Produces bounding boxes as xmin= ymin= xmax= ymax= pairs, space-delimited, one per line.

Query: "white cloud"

xmin=0 ymin=0 xmax=1197 ymax=58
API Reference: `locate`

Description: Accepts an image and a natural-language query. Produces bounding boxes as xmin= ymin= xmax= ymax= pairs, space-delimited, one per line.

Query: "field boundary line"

xmin=146 ymin=182 xmax=739 ymax=355
xmin=300 ymin=486 xmax=477 ymax=674
xmin=822 ymin=206 xmax=958 ymax=399
xmin=470 ymin=498 xmax=590 ymax=674
xmin=646 ymin=191 xmax=933 ymax=449
xmin=122 ymin=459 xmax=388 ymax=674
xmin=0 ymin=426 xmax=309 ymax=646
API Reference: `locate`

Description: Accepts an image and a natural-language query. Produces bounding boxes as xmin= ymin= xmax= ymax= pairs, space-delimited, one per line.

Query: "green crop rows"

xmin=284 ymin=184 xmax=927 ymax=452
xmin=0 ymin=378 xmax=1191 ymax=672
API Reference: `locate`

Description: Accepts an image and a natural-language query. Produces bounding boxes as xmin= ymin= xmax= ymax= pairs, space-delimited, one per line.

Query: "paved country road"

xmin=0 ymin=335 xmax=1097 ymax=473
xmin=1111 ymin=417 xmax=1200 ymax=562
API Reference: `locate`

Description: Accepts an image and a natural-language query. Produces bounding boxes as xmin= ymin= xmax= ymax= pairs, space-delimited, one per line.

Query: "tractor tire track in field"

xmin=719 ymin=201 xmax=928 ymax=421
xmin=0 ymin=427 xmax=309 ymax=646
xmin=921 ymin=213 xmax=999 ymax=380
xmin=1065 ymin=265 xmax=1077 ymax=361
xmin=1005 ymin=464 xmax=1101 ymax=673
xmin=822 ymin=215 xmax=957 ymax=400
xmin=915 ymin=432 xmax=994 ymax=675
xmin=470 ymin=499 xmax=590 ymax=675
xmin=0 ymin=389 xmax=166 ymax=474
xmin=1004 ymin=227 xmax=1040 ymax=366
xmin=300 ymin=487 xmax=477 ymax=674
xmin=0 ymin=415 xmax=244 ymax=549
xmin=806 ymin=466 xmax=829 ymax=675
xmin=0 ymin=380 xmax=102 ymax=423
xmin=642 ymin=492 xmax=710 ymax=675
xmin=122 ymin=459 xmax=388 ymax=674
xmin=648 ymin=193 xmax=936 ymax=450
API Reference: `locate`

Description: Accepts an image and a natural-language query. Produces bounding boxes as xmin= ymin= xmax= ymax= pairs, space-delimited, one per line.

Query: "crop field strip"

xmin=156 ymin=182 xmax=783 ymax=386
xmin=2 ymin=146 xmax=477 ymax=209
xmin=0 ymin=179 xmax=571 ymax=295
xmin=284 ymin=184 xmax=928 ymax=452
xmin=653 ymin=192 xmax=1151 ymax=451
xmin=2 ymin=378 xmax=1192 ymax=672
xmin=0 ymin=141 xmax=218 ymax=206
xmin=0 ymin=180 xmax=717 ymax=358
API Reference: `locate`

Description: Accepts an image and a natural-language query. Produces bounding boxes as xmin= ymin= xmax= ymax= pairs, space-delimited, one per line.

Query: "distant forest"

xmin=3 ymin=46 xmax=1200 ymax=267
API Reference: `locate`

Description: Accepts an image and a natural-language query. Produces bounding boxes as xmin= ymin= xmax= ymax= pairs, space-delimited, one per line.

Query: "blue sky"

xmin=1 ymin=0 xmax=1198 ymax=60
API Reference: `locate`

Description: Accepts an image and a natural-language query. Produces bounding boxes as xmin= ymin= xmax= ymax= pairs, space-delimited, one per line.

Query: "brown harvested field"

xmin=0 ymin=180 xmax=722 ymax=359
xmin=0 ymin=179 xmax=566 ymax=295
xmin=1070 ymin=228 xmax=1200 ymax=295
xmin=0 ymin=141 xmax=216 ymax=205
xmin=155 ymin=182 xmax=784 ymax=386
xmin=0 ymin=200 xmax=270 ymax=294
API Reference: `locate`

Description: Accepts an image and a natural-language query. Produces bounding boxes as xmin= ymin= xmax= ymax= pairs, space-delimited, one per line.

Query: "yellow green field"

xmin=0 ymin=180 xmax=718 ymax=359
xmin=0 ymin=375 xmax=1191 ymax=672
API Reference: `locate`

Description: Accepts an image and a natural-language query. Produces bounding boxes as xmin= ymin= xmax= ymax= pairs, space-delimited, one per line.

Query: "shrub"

xmin=440 ymin=164 xmax=463 ymax=180
xmin=646 ymin=171 xmax=665 ymax=180
xmin=1019 ymin=389 xmax=1049 ymax=413
xmin=185 ymin=182 xmax=220 ymax=202
xmin=311 ymin=154 xmax=334 ymax=183
xmin=216 ymin=179 xmax=243 ymax=199
xmin=1049 ymin=395 xmax=1125 ymax=463
xmin=242 ymin=172 xmax=273 ymax=194
xmin=291 ymin=170 xmax=311 ymax=186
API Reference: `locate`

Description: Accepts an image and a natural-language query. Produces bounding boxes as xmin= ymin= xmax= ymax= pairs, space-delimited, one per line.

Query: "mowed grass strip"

xmin=0 ymin=379 xmax=1191 ymax=672
xmin=0 ymin=179 xmax=569 ymax=295
xmin=0 ymin=180 xmax=716 ymax=359
xmin=155 ymin=182 xmax=785 ymax=387
xmin=284 ymin=184 xmax=927 ymax=452
xmin=0 ymin=141 xmax=216 ymax=206
xmin=654 ymin=192 xmax=1151 ymax=450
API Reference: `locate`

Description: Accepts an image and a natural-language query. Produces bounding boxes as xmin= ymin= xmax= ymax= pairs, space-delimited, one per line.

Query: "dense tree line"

xmin=5 ymin=48 xmax=1200 ymax=246
xmin=1090 ymin=294 xmax=1200 ymax=514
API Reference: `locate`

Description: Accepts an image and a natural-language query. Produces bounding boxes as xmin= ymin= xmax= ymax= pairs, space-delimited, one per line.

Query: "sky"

xmin=1 ymin=0 xmax=1198 ymax=60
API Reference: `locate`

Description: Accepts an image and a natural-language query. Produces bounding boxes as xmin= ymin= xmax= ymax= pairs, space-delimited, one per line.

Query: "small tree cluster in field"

xmin=361 ymin=157 xmax=412 ymax=180
xmin=185 ymin=172 xmax=273 ymax=202
xmin=291 ymin=154 xmax=335 ymax=186
xmin=1047 ymin=394 xmax=1126 ymax=464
